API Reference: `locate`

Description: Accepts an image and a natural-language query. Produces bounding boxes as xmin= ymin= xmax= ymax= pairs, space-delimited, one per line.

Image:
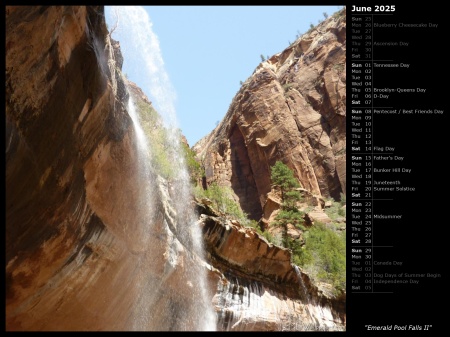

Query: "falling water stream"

xmin=106 ymin=6 xmax=216 ymax=331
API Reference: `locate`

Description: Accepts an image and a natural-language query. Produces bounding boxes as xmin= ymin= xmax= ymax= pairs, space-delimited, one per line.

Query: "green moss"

xmin=193 ymin=183 xmax=249 ymax=224
xmin=133 ymin=98 xmax=178 ymax=180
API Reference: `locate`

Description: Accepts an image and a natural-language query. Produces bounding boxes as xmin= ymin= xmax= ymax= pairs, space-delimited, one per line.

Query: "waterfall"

xmin=106 ymin=6 xmax=216 ymax=331
xmin=127 ymin=97 xmax=149 ymax=153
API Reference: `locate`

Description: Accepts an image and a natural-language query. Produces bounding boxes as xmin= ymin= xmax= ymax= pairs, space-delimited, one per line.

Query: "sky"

xmin=105 ymin=6 xmax=342 ymax=147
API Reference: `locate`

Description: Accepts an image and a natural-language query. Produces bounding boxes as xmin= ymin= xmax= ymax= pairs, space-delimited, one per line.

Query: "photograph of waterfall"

xmin=6 ymin=5 xmax=346 ymax=331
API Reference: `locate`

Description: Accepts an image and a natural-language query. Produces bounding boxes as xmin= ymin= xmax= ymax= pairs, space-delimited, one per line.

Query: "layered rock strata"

xmin=196 ymin=201 xmax=345 ymax=330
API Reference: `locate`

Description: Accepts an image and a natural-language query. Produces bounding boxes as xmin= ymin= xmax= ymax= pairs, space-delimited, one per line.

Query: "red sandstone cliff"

xmin=194 ymin=9 xmax=346 ymax=223
xmin=6 ymin=6 xmax=206 ymax=330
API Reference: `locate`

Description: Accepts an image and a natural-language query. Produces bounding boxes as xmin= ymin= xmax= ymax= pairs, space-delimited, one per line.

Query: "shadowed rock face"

xmin=7 ymin=6 xmax=139 ymax=330
xmin=5 ymin=6 xmax=209 ymax=331
xmin=194 ymin=9 xmax=346 ymax=221
xmin=6 ymin=6 xmax=345 ymax=331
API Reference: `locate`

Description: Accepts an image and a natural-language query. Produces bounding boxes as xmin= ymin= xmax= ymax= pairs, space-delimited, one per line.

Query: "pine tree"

xmin=270 ymin=161 xmax=304 ymax=247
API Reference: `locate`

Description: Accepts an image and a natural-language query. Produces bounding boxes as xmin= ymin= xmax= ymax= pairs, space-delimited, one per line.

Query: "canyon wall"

xmin=6 ymin=6 xmax=210 ymax=330
xmin=194 ymin=9 xmax=346 ymax=223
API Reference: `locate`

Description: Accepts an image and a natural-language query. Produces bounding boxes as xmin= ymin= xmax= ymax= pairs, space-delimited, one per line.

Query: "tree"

xmin=323 ymin=12 xmax=328 ymax=19
xmin=271 ymin=161 xmax=299 ymax=195
xmin=270 ymin=161 xmax=304 ymax=247
xmin=260 ymin=54 xmax=266 ymax=62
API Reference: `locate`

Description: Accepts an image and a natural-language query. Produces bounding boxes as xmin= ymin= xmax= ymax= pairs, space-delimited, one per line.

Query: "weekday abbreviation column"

xmin=349 ymin=12 xmax=373 ymax=293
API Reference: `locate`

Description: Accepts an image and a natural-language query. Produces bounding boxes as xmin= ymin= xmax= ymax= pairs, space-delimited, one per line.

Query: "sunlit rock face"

xmin=213 ymin=276 xmax=341 ymax=331
xmin=5 ymin=6 xmax=212 ymax=331
xmin=193 ymin=8 xmax=346 ymax=221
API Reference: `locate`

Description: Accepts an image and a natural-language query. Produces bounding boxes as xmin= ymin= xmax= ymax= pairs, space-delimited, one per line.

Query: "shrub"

xmin=194 ymin=183 xmax=248 ymax=223
xmin=295 ymin=222 xmax=346 ymax=291
xmin=283 ymin=83 xmax=296 ymax=92
xmin=181 ymin=142 xmax=204 ymax=184
xmin=324 ymin=197 xmax=346 ymax=220
xmin=339 ymin=192 xmax=346 ymax=205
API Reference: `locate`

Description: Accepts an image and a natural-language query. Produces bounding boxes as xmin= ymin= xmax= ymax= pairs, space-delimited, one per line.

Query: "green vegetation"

xmin=294 ymin=221 xmax=346 ymax=292
xmin=332 ymin=7 xmax=346 ymax=19
xmin=135 ymin=98 xmax=178 ymax=179
xmin=134 ymin=98 xmax=187 ymax=180
xmin=269 ymin=161 xmax=346 ymax=293
xmin=270 ymin=161 xmax=299 ymax=193
xmin=294 ymin=190 xmax=346 ymax=292
xmin=270 ymin=161 xmax=305 ymax=247
xmin=260 ymin=54 xmax=266 ymax=62
xmin=283 ymin=83 xmax=296 ymax=92
xmin=193 ymin=183 xmax=251 ymax=224
xmin=333 ymin=63 xmax=345 ymax=74
xmin=193 ymin=181 xmax=280 ymax=245
xmin=134 ymin=97 xmax=206 ymax=182
xmin=181 ymin=142 xmax=204 ymax=185
xmin=340 ymin=192 xmax=346 ymax=204
xmin=324 ymin=195 xmax=346 ymax=221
